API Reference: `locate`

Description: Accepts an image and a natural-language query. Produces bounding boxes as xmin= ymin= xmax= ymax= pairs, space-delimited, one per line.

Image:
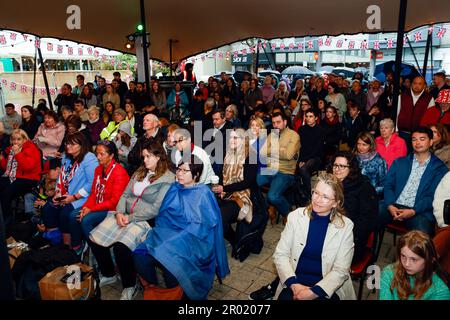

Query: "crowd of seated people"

xmin=1 ymin=69 xmax=450 ymax=301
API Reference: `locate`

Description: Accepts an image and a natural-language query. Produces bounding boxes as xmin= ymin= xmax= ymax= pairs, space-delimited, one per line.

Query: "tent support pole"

xmin=392 ymin=0 xmax=407 ymax=125
xmin=32 ymin=46 xmax=37 ymax=108
xmin=140 ymin=0 xmax=150 ymax=92
xmin=406 ymin=37 xmax=422 ymax=76
xmin=255 ymin=39 xmax=260 ymax=75
xmin=37 ymin=45 xmax=53 ymax=111
xmin=422 ymin=30 xmax=432 ymax=80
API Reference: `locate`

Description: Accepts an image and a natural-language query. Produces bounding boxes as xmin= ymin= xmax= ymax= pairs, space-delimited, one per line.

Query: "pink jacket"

xmin=33 ymin=122 xmax=65 ymax=158
xmin=375 ymin=133 xmax=407 ymax=169
xmin=366 ymin=88 xmax=384 ymax=112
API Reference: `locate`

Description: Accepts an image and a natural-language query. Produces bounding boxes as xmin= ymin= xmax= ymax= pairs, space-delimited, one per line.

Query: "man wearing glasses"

xmin=172 ymin=129 xmax=215 ymax=184
xmin=127 ymin=113 xmax=164 ymax=173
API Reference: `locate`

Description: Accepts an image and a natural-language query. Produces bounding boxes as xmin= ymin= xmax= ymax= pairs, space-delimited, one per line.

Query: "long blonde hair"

xmin=304 ymin=172 xmax=346 ymax=227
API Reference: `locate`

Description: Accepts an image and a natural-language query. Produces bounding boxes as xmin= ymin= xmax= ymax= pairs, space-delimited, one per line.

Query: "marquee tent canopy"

xmin=0 ymin=0 xmax=449 ymax=63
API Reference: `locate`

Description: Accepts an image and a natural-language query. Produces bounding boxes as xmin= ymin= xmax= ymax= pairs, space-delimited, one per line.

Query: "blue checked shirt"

xmin=396 ymin=155 xmax=431 ymax=208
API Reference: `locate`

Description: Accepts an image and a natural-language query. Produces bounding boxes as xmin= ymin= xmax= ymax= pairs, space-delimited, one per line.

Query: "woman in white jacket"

xmin=432 ymin=171 xmax=450 ymax=275
xmin=273 ymin=172 xmax=356 ymax=300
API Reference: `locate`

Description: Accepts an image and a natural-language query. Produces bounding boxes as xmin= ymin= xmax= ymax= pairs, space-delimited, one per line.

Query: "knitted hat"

xmin=435 ymin=89 xmax=450 ymax=104
xmin=113 ymin=108 xmax=126 ymax=118
xmin=118 ymin=121 xmax=133 ymax=137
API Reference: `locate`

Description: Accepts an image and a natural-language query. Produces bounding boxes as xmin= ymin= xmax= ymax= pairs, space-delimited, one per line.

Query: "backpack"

xmin=11 ymin=244 xmax=79 ymax=300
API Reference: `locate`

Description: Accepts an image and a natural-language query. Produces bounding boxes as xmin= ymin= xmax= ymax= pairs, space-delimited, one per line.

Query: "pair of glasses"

xmin=333 ymin=164 xmax=350 ymax=170
xmin=176 ymin=167 xmax=191 ymax=174
xmin=174 ymin=138 xmax=185 ymax=145
xmin=311 ymin=190 xmax=335 ymax=203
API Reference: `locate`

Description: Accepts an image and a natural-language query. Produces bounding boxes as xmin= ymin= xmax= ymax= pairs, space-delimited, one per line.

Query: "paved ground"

xmin=102 ymin=219 xmax=397 ymax=300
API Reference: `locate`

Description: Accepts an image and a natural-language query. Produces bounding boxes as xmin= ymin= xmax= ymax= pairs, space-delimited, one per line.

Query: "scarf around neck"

xmin=223 ymin=148 xmax=253 ymax=223
xmin=3 ymin=149 xmax=18 ymax=183
xmin=357 ymin=150 xmax=377 ymax=162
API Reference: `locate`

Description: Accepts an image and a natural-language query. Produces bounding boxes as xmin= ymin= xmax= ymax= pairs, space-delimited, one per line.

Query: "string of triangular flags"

xmin=0 ymin=31 xmax=138 ymax=71
xmin=0 ymin=73 xmax=135 ymax=97
xmin=186 ymin=25 xmax=447 ymax=63
xmin=0 ymin=77 xmax=58 ymax=96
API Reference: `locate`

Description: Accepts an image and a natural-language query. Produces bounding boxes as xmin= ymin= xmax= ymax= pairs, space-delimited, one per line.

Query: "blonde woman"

xmin=273 ymin=173 xmax=356 ymax=300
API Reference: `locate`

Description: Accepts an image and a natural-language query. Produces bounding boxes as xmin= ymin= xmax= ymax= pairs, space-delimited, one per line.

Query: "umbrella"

xmin=259 ymin=70 xmax=281 ymax=77
xmin=318 ymin=66 xmax=335 ymax=74
xmin=374 ymin=61 xmax=421 ymax=83
xmin=332 ymin=67 xmax=355 ymax=79
xmin=233 ymin=70 xmax=252 ymax=84
xmin=281 ymin=66 xmax=314 ymax=76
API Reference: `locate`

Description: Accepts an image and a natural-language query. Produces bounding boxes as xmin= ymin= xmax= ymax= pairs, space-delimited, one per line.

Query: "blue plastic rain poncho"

xmin=134 ymin=182 xmax=230 ymax=299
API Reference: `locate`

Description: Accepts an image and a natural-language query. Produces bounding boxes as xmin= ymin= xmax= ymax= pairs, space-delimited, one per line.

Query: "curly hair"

xmin=326 ymin=150 xmax=361 ymax=183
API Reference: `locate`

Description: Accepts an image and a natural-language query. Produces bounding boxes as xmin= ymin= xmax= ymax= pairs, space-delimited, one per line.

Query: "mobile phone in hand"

xmin=54 ymin=196 xmax=67 ymax=202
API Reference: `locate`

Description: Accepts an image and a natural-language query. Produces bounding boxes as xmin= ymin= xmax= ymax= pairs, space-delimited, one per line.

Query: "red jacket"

xmin=420 ymin=106 xmax=450 ymax=127
xmin=82 ymin=160 xmax=130 ymax=212
xmin=375 ymin=133 xmax=407 ymax=169
xmin=0 ymin=140 xmax=42 ymax=181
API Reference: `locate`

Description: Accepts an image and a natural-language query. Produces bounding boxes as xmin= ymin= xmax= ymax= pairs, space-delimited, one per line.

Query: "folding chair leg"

xmin=375 ymin=229 xmax=385 ymax=261
xmin=216 ymin=271 xmax=222 ymax=285
xmin=358 ymin=274 xmax=365 ymax=300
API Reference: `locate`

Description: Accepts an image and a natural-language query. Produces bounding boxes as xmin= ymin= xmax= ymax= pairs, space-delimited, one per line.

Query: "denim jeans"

xmin=24 ymin=193 xmax=36 ymax=214
xmin=257 ymin=171 xmax=295 ymax=217
xmin=79 ymin=210 xmax=108 ymax=239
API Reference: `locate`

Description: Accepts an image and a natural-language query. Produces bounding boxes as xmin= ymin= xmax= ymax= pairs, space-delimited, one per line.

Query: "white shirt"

xmin=133 ymin=171 xmax=153 ymax=196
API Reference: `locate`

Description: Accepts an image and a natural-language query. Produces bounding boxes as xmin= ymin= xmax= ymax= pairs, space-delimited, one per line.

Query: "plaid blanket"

xmin=89 ymin=211 xmax=150 ymax=251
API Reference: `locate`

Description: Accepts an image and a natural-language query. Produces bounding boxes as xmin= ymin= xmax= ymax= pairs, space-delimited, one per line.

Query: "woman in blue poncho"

xmin=133 ymin=154 xmax=230 ymax=300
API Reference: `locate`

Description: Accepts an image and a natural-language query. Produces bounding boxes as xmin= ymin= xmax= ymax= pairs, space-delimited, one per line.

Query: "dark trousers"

xmin=0 ymin=177 xmax=37 ymax=226
xmin=297 ymin=157 xmax=322 ymax=197
xmin=377 ymin=200 xmax=436 ymax=236
xmin=42 ymin=202 xmax=84 ymax=247
xmin=219 ymin=199 xmax=240 ymax=246
xmin=89 ymin=240 xmax=137 ymax=288
xmin=0 ymin=202 xmax=14 ymax=300
xmin=398 ymin=131 xmax=412 ymax=155
xmin=133 ymin=252 xmax=179 ymax=288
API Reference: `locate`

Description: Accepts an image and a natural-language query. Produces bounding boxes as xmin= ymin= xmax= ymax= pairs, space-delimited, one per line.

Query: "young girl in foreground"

xmin=380 ymin=230 xmax=450 ymax=300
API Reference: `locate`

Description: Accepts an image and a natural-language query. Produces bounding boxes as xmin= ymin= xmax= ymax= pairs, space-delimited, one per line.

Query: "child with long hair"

xmin=380 ymin=230 xmax=450 ymax=300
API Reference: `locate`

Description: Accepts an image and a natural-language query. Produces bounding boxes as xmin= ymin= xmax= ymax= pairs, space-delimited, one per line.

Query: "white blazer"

xmin=273 ymin=207 xmax=356 ymax=300
xmin=433 ymin=171 xmax=450 ymax=228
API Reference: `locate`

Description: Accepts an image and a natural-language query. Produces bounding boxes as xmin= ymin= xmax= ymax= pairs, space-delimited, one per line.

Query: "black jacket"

xmin=320 ymin=119 xmax=342 ymax=148
xmin=127 ymin=128 xmax=165 ymax=173
xmin=20 ymin=118 xmax=41 ymax=140
xmin=298 ymin=124 xmax=325 ymax=162
xmin=54 ymin=94 xmax=76 ymax=114
xmin=343 ymin=175 xmax=378 ymax=262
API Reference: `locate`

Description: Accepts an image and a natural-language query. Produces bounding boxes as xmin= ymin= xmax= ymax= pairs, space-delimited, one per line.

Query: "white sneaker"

xmin=120 ymin=286 xmax=138 ymax=300
xmin=99 ymin=275 xmax=118 ymax=287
